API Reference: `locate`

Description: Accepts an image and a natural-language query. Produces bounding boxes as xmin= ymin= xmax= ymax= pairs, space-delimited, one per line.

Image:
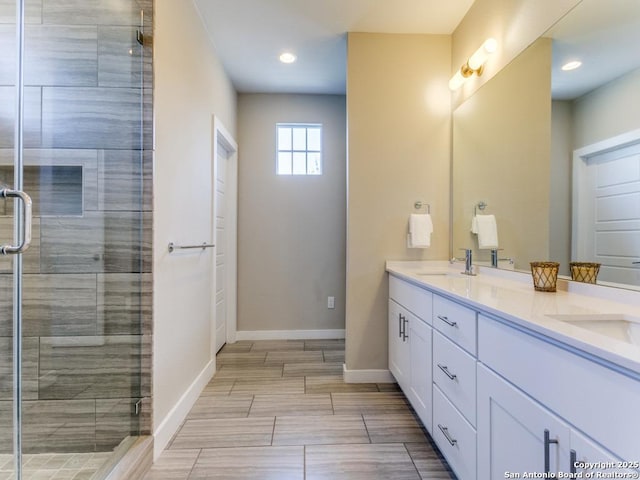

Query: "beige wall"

xmin=236 ymin=94 xmax=346 ymax=333
xmin=451 ymin=0 xmax=579 ymax=108
xmin=153 ymin=0 xmax=237 ymax=455
xmin=550 ymin=100 xmax=573 ymax=274
xmin=346 ymin=33 xmax=451 ymax=372
xmin=573 ymin=67 xmax=640 ymax=149
xmin=452 ymin=38 xmax=552 ymax=271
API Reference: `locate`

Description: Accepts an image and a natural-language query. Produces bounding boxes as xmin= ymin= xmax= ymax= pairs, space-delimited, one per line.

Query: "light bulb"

xmin=279 ymin=52 xmax=297 ymax=64
xmin=561 ymin=60 xmax=582 ymax=71
xmin=467 ymin=38 xmax=497 ymax=71
xmin=449 ymin=69 xmax=466 ymax=91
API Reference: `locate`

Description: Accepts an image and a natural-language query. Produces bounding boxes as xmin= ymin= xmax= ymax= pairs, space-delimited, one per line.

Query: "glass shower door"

xmin=1 ymin=0 xmax=152 ymax=478
xmin=1 ymin=1 xmax=31 ymax=478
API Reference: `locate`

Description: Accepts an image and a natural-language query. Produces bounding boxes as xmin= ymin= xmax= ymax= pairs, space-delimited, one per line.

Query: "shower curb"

xmin=102 ymin=436 xmax=153 ymax=480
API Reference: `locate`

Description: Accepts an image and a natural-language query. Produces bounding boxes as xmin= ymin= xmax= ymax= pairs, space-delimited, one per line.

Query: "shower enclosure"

xmin=1 ymin=0 xmax=153 ymax=478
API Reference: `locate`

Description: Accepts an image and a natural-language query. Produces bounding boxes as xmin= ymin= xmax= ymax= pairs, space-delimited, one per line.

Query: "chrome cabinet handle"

xmin=437 ymin=363 xmax=457 ymax=380
xmin=544 ymin=429 xmax=558 ymax=474
xmin=398 ymin=313 xmax=403 ymax=338
xmin=0 ymin=189 xmax=32 ymax=255
xmin=633 ymin=261 xmax=640 ymax=265
xmin=438 ymin=424 xmax=457 ymax=446
xmin=402 ymin=317 xmax=409 ymax=341
xmin=437 ymin=315 xmax=457 ymax=327
xmin=570 ymin=450 xmax=577 ymax=474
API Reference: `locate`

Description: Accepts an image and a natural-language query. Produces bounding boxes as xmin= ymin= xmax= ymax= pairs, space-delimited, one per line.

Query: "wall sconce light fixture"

xmin=449 ymin=38 xmax=497 ymax=91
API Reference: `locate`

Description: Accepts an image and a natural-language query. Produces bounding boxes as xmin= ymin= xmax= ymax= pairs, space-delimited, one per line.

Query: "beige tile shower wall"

xmin=345 ymin=33 xmax=451 ymax=372
xmin=237 ymin=94 xmax=346 ymax=333
xmin=452 ymin=38 xmax=553 ymax=271
xmin=451 ymin=0 xmax=580 ymax=108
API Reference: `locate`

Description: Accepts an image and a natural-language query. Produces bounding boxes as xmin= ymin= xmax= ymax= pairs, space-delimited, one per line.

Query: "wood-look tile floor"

xmin=143 ymin=340 xmax=456 ymax=480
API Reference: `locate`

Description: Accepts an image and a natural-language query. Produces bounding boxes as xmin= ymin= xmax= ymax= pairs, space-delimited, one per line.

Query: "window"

xmin=276 ymin=124 xmax=322 ymax=175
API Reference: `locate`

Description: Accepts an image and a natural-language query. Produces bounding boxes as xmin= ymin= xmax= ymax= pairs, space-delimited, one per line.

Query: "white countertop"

xmin=386 ymin=261 xmax=640 ymax=376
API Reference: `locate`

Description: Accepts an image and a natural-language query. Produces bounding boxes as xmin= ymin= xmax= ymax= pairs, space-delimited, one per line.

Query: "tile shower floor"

xmin=0 ymin=451 xmax=112 ymax=480
xmin=144 ymin=339 xmax=456 ymax=480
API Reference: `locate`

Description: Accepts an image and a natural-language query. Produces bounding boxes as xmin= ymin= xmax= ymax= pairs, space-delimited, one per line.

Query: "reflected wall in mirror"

xmin=452 ymin=0 xmax=640 ymax=289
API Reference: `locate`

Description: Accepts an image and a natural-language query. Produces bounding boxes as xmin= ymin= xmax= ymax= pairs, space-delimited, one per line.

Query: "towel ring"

xmin=414 ymin=201 xmax=431 ymax=214
xmin=474 ymin=201 xmax=487 ymax=216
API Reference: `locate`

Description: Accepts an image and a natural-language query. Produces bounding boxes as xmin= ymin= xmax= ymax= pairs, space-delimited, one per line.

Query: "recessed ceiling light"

xmin=279 ymin=52 xmax=297 ymax=64
xmin=561 ymin=60 xmax=582 ymax=71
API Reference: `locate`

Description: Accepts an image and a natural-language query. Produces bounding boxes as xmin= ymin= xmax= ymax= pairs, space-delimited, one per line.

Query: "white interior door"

xmin=575 ymin=141 xmax=640 ymax=286
xmin=215 ymin=141 xmax=229 ymax=352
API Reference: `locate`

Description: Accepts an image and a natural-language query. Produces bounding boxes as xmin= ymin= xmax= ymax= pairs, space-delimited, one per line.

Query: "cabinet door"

xmin=388 ymin=299 xmax=409 ymax=390
xmin=477 ymin=365 xmax=571 ymax=479
xmin=569 ymin=430 xmax=639 ymax=476
xmin=407 ymin=313 xmax=432 ymax=432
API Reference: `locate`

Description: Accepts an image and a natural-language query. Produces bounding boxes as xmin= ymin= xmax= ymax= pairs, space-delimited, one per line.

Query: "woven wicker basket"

xmin=569 ymin=262 xmax=600 ymax=284
xmin=530 ymin=262 xmax=560 ymax=292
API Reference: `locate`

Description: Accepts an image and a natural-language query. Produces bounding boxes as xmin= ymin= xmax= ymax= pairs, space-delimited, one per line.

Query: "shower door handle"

xmin=0 ymin=189 xmax=32 ymax=255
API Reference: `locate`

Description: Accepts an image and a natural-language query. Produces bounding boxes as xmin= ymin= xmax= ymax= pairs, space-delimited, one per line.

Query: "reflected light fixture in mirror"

xmin=279 ymin=52 xmax=297 ymax=64
xmin=449 ymin=38 xmax=498 ymax=90
xmin=561 ymin=60 xmax=582 ymax=71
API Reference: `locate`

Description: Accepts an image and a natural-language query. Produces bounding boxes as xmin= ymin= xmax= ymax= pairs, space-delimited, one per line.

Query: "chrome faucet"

xmin=490 ymin=249 xmax=514 ymax=268
xmin=451 ymin=248 xmax=476 ymax=275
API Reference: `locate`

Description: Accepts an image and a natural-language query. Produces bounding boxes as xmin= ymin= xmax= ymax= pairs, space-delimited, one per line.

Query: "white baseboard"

xmin=235 ymin=329 xmax=345 ymax=341
xmin=343 ymin=363 xmax=395 ymax=383
xmin=153 ymin=359 xmax=216 ymax=459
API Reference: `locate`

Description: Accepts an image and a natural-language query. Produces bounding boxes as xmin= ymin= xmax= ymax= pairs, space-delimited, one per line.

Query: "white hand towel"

xmin=408 ymin=214 xmax=433 ymax=248
xmin=471 ymin=215 xmax=479 ymax=234
xmin=474 ymin=214 xmax=499 ymax=250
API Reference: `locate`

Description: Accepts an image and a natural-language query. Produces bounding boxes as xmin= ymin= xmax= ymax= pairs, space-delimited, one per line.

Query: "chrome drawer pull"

xmin=437 ymin=315 xmax=457 ymax=327
xmin=438 ymin=424 xmax=457 ymax=446
xmin=437 ymin=363 xmax=457 ymax=380
xmin=570 ymin=450 xmax=577 ymax=474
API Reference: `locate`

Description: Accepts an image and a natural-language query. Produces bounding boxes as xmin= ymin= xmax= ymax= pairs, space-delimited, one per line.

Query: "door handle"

xmin=544 ymin=429 xmax=559 ymax=474
xmin=570 ymin=450 xmax=577 ymax=474
xmin=1 ymin=189 xmax=32 ymax=255
xmin=402 ymin=317 xmax=409 ymax=341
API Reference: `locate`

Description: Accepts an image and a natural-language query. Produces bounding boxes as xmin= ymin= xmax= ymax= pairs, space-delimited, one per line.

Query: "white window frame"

xmin=276 ymin=123 xmax=322 ymax=175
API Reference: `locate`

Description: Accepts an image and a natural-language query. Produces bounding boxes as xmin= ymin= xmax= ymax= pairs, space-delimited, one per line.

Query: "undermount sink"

xmin=547 ymin=314 xmax=640 ymax=346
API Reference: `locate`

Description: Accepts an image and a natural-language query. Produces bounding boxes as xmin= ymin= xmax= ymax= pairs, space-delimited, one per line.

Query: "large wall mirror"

xmin=452 ymin=0 xmax=640 ymax=290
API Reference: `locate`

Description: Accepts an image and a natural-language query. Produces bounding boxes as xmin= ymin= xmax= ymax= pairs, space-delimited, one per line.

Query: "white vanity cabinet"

xmin=432 ymin=296 xmax=478 ymax=480
xmin=478 ymin=314 xmax=640 ymax=478
xmin=388 ymin=275 xmax=433 ymax=431
xmin=388 ymin=298 xmax=410 ymax=390
xmin=477 ymin=363 xmax=571 ymax=477
xmin=386 ymin=265 xmax=640 ymax=480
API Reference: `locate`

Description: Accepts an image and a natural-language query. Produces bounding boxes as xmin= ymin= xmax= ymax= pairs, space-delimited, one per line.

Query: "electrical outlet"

xmin=327 ymin=296 xmax=335 ymax=309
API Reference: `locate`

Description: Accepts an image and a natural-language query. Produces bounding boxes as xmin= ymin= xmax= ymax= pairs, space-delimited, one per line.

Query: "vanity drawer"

xmin=433 ymin=295 xmax=477 ymax=355
xmin=433 ymin=331 xmax=477 ymax=426
xmin=389 ymin=275 xmax=433 ymax=324
xmin=433 ymin=385 xmax=476 ymax=480
xmin=478 ymin=314 xmax=640 ymax=462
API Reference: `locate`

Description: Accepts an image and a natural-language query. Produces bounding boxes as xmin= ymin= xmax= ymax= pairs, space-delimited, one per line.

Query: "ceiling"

xmin=192 ymin=0 xmax=640 ymax=99
xmin=192 ymin=0 xmax=475 ymax=95
xmin=546 ymin=0 xmax=640 ymax=100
